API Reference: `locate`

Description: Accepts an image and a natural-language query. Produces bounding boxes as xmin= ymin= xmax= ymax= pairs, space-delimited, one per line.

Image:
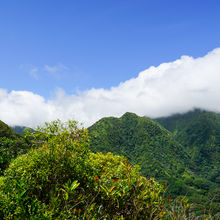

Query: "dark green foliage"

xmin=155 ymin=108 xmax=206 ymax=133
xmin=89 ymin=111 xmax=220 ymax=214
xmin=88 ymin=113 xmax=191 ymax=191
xmin=155 ymin=109 xmax=220 ymax=173
xmin=1 ymin=108 xmax=220 ymax=218
xmin=155 ymin=109 xmax=220 ymax=213
xmin=175 ymin=112 xmax=220 ymax=174
xmin=0 ymin=120 xmax=14 ymax=138
xmin=155 ymin=109 xmax=220 ymax=182
xmin=0 ymin=120 xmax=30 ymax=175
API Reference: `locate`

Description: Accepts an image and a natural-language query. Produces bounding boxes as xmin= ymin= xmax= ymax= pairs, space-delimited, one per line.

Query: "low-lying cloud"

xmin=1 ymin=48 xmax=220 ymax=128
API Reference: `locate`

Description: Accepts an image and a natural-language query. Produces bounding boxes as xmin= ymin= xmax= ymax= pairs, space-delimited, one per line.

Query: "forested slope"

xmin=155 ymin=109 xmax=220 ymax=182
xmin=0 ymin=120 xmax=30 ymax=175
xmin=89 ymin=112 xmax=190 ymax=180
xmin=89 ymin=111 xmax=220 ymax=213
xmin=1 ymin=109 xmax=219 ymax=215
xmin=155 ymin=109 xmax=220 ymax=212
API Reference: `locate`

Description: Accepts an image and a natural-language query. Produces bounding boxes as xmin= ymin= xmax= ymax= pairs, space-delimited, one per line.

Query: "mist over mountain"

xmin=1 ymin=48 xmax=220 ymax=128
xmin=11 ymin=126 xmax=28 ymax=135
xmin=155 ymin=109 xmax=220 ymax=181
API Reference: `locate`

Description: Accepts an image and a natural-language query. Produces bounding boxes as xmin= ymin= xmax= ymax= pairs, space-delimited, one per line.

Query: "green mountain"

xmin=88 ymin=113 xmax=199 ymax=198
xmin=155 ymin=109 xmax=220 ymax=212
xmin=11 ymin=125 xmax=28 ymax=134
xmin=155 ymin=108 xmax=207 ymax=133
xmin=0 ymin=120 xmax=15 ymax=138
xmin=89 ymin=112 xmax=190 ymax=179
xmin=155 ymin=109 xmax=220 ymax=183
xmin=88 ymin=112 xmax=220 ymax=213
xmin=1 ymin=110 xmax=219 ymax=213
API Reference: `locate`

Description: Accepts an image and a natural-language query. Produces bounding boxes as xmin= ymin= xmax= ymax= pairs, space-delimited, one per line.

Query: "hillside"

xmin=1 ymin=111 xmax=219 ymax=213
xmin=11 ymin=126 xmax=28 ymax=134
xmin=88 ymin=112 xmax=201 ymax=199
xmin=88 ymin=112 xmax=220 ymax=213
xmin=155 ymin=110 xmax=220 ymax=212
xmin=155 ymin=109 xmax=207 ymax=133
xmin=0 ymin=120 xmax=15 ymax=138
xmin=1 ymin=119 xmax=201 ymax=219
xmin=89 ymin=112 xmax=190 ymax=179
xmin=155 ymin=109 xmax=220 ymax=182
xmin=0 ymin=120 xmax=30 ymax=175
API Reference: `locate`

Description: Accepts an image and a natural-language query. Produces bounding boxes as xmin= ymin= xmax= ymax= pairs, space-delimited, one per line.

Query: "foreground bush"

xmin=0 ymin=120 xmax=195 ymax=219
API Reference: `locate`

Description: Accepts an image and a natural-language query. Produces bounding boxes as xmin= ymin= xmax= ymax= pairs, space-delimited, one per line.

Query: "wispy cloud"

xmin=20 ymin=63 xmax=69 ymax=80
xmin=29 ymin=67 xmax=39 ymax=80
xmin=19 ymin=64 xmax=39 ymax=80
xmin=2 ymin=48 xmax=220 ymax=127
xmin=44 ymin=63 xmax=68 ymax=79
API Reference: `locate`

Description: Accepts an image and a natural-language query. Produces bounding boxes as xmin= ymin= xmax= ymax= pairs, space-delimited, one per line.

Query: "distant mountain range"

xmin=11 ymin=126 xmax=28 ymax=134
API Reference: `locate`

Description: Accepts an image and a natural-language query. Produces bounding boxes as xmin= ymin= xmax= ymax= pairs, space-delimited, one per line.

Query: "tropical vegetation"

xmin=0 ymin=108 xmax=219 ymax=219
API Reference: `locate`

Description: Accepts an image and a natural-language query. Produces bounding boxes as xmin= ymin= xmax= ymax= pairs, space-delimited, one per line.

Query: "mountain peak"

xmin=121 ymin=112 xmax=138 ymax=118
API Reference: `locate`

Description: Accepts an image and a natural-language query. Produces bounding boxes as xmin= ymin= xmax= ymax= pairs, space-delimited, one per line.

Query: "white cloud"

xmin=1 ymin=48 xmax=220 ymax=127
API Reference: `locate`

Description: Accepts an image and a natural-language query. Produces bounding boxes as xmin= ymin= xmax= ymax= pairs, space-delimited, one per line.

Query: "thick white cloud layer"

xmin=1 ymin=48 xmax=220 ymax=127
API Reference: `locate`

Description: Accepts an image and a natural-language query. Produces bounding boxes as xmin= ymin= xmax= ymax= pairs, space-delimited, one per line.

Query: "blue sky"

xmin=1 ymin=0 xmax=220 ymax=126
xmin=1 ymin=0 xmax=220 ymax=97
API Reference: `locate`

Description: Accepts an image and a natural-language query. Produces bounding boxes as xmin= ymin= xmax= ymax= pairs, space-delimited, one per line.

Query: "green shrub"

xmin=0 ymin=136 xmax=30 ymax=175
xmin=0 ymin=120 xmax=30 ymax=175
xmin=193 ymin=178 xmax=210 ymax=190
xmin=0 ymin=120 xmax=193 ymax=219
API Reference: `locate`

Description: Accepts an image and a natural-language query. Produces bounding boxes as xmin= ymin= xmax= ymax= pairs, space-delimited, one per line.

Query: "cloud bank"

xmin=1 ymin=48 xmax=220 ymax=127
